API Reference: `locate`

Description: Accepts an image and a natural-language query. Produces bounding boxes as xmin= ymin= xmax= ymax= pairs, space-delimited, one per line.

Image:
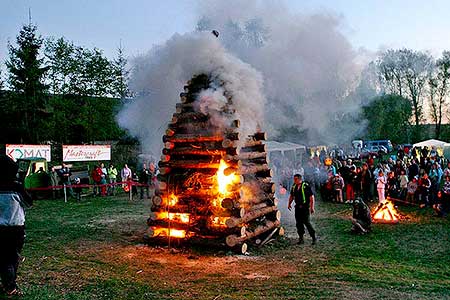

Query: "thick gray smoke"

xmin=196 ymin=0 xmax=367 ymax=144
xmin=119 ymin=0 xmax=369 ymax=156
xmin=118 ymin=32 xmax=265 ymax=155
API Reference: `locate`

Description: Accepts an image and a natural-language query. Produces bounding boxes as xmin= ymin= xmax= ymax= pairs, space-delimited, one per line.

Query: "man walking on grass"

xmin=288 ymin=174 xmax=317 ymax=245
xmin=0 ymin=155 xmax=32 ymax=297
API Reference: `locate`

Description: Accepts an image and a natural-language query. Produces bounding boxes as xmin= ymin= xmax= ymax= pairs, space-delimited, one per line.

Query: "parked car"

xmin=360 ymin=145 xmax=388 ymax=158
xmin=364 ymin=140 xmax=393 ymax=152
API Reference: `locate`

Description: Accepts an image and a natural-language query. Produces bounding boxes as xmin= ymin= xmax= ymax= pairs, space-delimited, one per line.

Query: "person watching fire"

xmin=0 ymin=155 xmax=32 ymax=296
xmin=351 ymin=198 xmax=372 ymax=234
xmin=288 ymin=174 xmax=317 ymax=245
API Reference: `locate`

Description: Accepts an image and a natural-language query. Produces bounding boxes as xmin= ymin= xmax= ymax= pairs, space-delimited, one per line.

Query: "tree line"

xmin=0 ymin=23 xmax=132 ymax=145
xmin=1 ymin=23 xmax=449 ymax=147
xmin=363 ymin=49 xmax=450 ymax=144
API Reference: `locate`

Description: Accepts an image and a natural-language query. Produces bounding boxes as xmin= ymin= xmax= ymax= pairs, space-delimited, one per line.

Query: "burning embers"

xmin=147 ymin=74 xmax=281 ymax=252
xmin=372 ymin=199 xmax=400 ymax=224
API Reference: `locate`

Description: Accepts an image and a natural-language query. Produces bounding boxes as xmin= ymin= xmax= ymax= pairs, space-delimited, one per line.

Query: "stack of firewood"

xmin=147 ymin=74 xmax=281 ymax=253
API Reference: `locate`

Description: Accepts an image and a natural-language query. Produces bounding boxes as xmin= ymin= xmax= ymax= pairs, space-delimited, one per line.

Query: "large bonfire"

xmin=146 ymin=74 xmax=281 ymax=253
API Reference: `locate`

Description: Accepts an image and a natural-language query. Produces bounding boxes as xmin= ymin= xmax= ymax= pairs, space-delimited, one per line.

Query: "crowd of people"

xmin=46 ymin=162 xmax=158 ymax=201
xmin=299 ymin=146 xmax=450 ymax=218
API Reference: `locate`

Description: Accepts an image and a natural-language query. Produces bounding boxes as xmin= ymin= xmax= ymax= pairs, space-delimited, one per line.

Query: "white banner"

xmin=63 ymin=145 xmax=111 ymax=162
xmin=6 ymin=144 xmax=51 ymax=162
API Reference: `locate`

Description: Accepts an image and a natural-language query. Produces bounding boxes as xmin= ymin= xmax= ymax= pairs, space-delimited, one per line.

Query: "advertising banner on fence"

xmin=6 ymin=144 xmax=51 ymax=162
xmin=63 ymin=145 xmax=111 ymax=162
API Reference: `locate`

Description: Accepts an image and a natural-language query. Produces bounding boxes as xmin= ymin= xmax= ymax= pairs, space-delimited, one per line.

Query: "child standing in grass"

xmin=399 ymin=170 xmax=409 ymax=199
xmin=376 ymin=171 xmax=386 ymax=204
xmin=406 ymin=177 xmax=418 ymax=204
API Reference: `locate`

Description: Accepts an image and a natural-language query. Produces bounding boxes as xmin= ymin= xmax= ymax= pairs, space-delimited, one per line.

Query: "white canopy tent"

xmin=413 ymin=139 xmax=450 ymax=148
xmin=265 ymin=141 xmax=306 ymax=153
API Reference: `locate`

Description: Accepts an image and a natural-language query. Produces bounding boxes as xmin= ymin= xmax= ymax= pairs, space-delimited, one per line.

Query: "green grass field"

xmin=12 ymin=195 xmax=450 ymax=299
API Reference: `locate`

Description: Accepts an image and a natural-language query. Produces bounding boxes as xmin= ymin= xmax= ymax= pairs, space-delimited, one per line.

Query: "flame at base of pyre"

xmin=372 ymin=198 xmax=400 ymax=224
xmin=147 ymin=74 xmax=281 ymax=252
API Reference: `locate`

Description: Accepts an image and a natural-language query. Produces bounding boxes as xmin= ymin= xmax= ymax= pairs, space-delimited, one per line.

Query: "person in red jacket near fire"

xmin=92 ymin=164 xmax=106 ymax=196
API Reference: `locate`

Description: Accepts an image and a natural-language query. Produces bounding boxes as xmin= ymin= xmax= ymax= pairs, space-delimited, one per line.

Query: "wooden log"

xmin=240 ymin=181 xmax=276 ymax=194
xmin=152 ymin=195 xmax=163 ymax=206
xmin=254 ymin=169 xmax=274 ymax=178
xmin=226 ymin=220 xmax=281 ymax=247
xmin=180 ymin=190 xmax=243 ymax=200
xmin=152 ymin=161 xmax=236 ymax=175
xmin=147 ymin=218 xmax=192 ymax=230
xmin=252 ymin=132 xmax=267 ymax=141
xmin=226 ymin=132 xmax=240 ymax=141
xmin=163 ymin=147 xmax=227 ymax=156
xmin=160 ymin=155 xmax=170 ymax=162
xmin=225 ymin=205 xmax=278 ymax=228
xmin=151 ymin=204 xmax=200 ymax=214
xmin=163 ymin=134 xmax=223 ymax=144
xmin=222 ymin=139 xmax=266 ymax=150
xmin=168 ymin=122 xmax=212 ymax=132
xmin=232 ymin=243 xmax=248 ymax=254
xmin=238 ymin=155 xmax=270 ymax=166
xmin=247 ymin=202 xmax=269 ymax=212
xmin=146 ymin=227 xmax=188 ymax=240
xmin=257 ymin=227 xmax=280 ymax=247
xmin=243 ymin=140 xmax=263 ymax=148
xmin=164 ymin=142 xmax=175 ymax=150
xmin=221 ymin=198 xmax=235 ymax=210
xmin=210 ymin=207 xmax=245 ymax=218
xmin=223 ymin=195 xmax=278 ymax=209
xmin=159 ymin=167 xmax=172 ymax=176
xmin=240 ymin=197 xmax=278 ymax=207
xmin=175 ymin=103 xmax=195 ymax=113
xmin=171 ymin=112 xmax=209 ymax=124
xmin=222 ymin=139 xmax=235 ymax=148
xmin=225 ymin=152 xmax=267 ymax=161
xmin=238 ymin=164 xmax=270 ymax=175
xmin=240 ymin=144 xmax=267 ymax=153
xmin=165 ymin=128 xmax=176 ymax=137
xmin=159 ymin=161 xmax=220 ymax=169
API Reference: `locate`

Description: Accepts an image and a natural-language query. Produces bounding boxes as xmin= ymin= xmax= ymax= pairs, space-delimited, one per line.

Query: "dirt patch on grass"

xmin=71 ymin=242 xmax=303 ymax=285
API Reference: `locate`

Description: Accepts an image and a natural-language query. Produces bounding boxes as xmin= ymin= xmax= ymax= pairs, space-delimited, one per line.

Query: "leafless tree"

xmin=428 ymin=51 xmax=450 ymax=138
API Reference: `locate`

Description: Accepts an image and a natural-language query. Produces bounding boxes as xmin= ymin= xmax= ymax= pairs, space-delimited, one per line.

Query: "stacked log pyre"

xmin=147 ymin=74 xmax=281 ymax=253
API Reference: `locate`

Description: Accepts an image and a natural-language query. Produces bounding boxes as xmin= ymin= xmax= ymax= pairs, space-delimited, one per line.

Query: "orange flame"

xmin=217 ymin=159 xmax=240 ymax=197
xmin=210 ymin=216 xmax=228 ymax=227
xmin=372 ymin=200 xmax=399 ymax=222
xmin=167 ymin=194 xmax=178 ymax=206
xmin=155 ymin=212 xmax=190 ymax=223
xmin=152 ymin=227 xmax=186 ymax=238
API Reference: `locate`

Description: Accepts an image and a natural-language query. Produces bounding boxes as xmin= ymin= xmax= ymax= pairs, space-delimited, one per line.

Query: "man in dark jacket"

xmin=139 ymin=163 xmax=151 ymax=200
xmin=351 ymin=198 xmax=372 ymax=234
xmin=360 ymin=163 xmax=373 ymax=203
xmin=288 ymin=174 xmax=316 ymax=245
xmin=0 ymin=155 xmax=32 ymax=296
xmin=408 ymin=159 xmax=419 ymax=181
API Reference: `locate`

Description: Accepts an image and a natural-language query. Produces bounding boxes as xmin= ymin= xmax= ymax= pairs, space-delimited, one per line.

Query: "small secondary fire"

xmin=372 ymin=199 xmax=400 ymax=224
xmin=147 ymin=74 xmax=281 ymax=252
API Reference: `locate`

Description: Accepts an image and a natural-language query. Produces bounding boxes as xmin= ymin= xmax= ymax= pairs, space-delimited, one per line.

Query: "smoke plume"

xmin=119 ymin=0 xmax=369 ymax=156
xmin=118 ymin=32 xmax=265 ymax=156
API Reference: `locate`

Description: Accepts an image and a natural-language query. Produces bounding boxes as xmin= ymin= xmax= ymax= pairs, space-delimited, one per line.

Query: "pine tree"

xmin=112 ymin=44 xmax=131 ymax=99
xmin=6 ymin=23 xmax=49 ymax=142
xmin=0 ymin=69 xmax=3 ymax=90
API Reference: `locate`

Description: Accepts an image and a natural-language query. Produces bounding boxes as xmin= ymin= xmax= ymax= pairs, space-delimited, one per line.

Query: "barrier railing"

xmin=26 ymin=181 xmax=154 ymax=202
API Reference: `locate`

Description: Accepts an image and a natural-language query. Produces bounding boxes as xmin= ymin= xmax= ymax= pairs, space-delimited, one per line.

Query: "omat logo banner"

xmin=6 ymin=144 xmax=52 ymax=162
